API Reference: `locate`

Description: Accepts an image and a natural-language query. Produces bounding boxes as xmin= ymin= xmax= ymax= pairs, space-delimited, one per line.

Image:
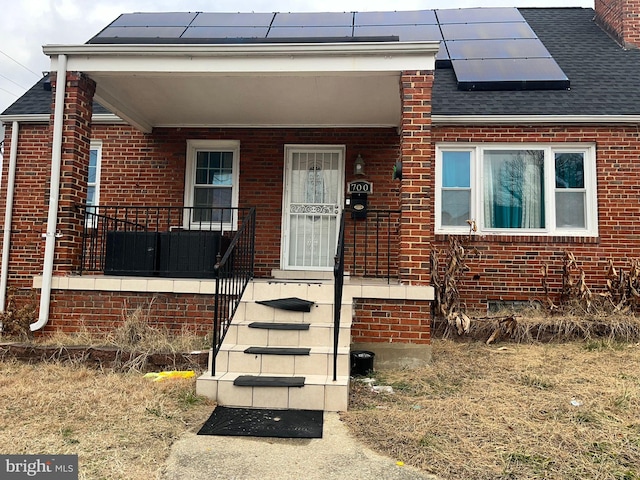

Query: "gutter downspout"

xmin=31 ymin=54 xmax=67 ymax=331
xmin=0 ymin=121 xmax=19 ymax=312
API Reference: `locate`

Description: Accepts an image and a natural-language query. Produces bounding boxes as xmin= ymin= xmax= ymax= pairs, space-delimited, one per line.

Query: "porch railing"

xmin=211 ymin=207 xmax=256 ymax=376
xmin=346 ymin=209 xmax=401 ymax=282
xmin=333 ymin=210 xmax=346 ymax=382
xmin=80 ymin=205 xmax=253 ymax=278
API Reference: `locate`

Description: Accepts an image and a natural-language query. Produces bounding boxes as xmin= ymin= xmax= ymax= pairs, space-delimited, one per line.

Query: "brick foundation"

xmin=352 ymin=299 xmax=431 ymax=344
xmin=44 ymin=290 xmax=215 ymax=336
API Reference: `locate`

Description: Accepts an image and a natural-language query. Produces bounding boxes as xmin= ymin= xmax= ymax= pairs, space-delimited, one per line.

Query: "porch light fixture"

xmin=354 ymin=154 xmax=365 ymax=176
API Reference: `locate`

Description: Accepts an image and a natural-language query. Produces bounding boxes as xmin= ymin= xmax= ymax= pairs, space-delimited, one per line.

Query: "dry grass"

xmin=0 ymin=360 xmax=214 ymax=480
xmin=435 ymin=309 xmax=640 ymax=344
xmin=36 ymin=313 xmax=210 ymax=353
xmin=343 ymin=339 xmax=640 ymax=480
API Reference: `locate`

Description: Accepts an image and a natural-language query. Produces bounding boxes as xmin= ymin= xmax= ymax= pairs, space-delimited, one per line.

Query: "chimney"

xmin=595 ymin=0 xmax=640 ymax=48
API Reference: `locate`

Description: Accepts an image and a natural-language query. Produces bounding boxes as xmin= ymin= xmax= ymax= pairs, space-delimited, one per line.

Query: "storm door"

xmin=281 ymin=146 xmax=344 ymax=270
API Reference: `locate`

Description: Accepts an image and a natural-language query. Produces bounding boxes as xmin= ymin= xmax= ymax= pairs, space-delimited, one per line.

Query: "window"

xmin=184 ymin=140 xmax=240 ymax=229
xmin=436 ymin=144 xmax=597 ymax=236
xmin=86 ymin=140 xmax=102 ymax=226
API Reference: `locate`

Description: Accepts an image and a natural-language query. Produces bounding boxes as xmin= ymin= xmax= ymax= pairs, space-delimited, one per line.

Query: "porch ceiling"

xmin=44 ymin=42 xmax=438 ymax=132
xmin=91 ymin=72 xmax=404 ymax=129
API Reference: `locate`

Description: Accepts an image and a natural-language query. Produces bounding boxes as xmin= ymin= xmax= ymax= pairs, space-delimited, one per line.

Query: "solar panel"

xmin=267 ymin=26 xmax=353 ymax=39
xmin=436 ymin=7 xmax=524 ymax=24
xmin=190 ymin=12 xmax=275 ymax=27
xmin=110 ymin=12 xmax=197 ymax=27
xmin=446 ymin=38 xmax=551 ymax=60
xmin=452 ymin=58 xmax=570 ymax=90
xmin=354 ymin=10 xmax=437 ymax=26
xmin=95 ymin=26 xmax=187 ymax=39
xmin=182 ymin=26 xmax=269 ymax=39
xmin=88 ymin=7 xmax=571 ymax=91
xmin=271 ymin=12 xmax=353 ymax=27
xmin=441 ymin=22 xmax=536 ymax=41
xmin=353 ymin=25 xmax=441 ymax=42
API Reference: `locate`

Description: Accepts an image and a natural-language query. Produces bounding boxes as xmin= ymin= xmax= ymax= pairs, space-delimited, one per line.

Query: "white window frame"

xmin=435 ymin=143 xmax=598 ymax=237
xmin=183 ymin=139 xmax=240 ymax=231
xmin=86 ymin=140 xmax=102 ymax=227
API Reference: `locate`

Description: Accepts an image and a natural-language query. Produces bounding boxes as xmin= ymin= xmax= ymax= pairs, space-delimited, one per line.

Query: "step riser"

xmin=196 ymin=378 xmax=348 ymax=412
xmin=238 ymin=302 xmax=351 ymax=326
xmin=217 ymin=351 xmax=349 ymax=376
xmin=224 ymin=324 xmax=351 ymax=348
xmin=244 ymin=282 xmax=337 ymax=304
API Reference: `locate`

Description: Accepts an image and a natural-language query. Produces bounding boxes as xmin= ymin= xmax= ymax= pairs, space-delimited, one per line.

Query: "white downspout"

xmin=0 ymin=121 xmax=19 ymax=312
xmin=31 ymin=54 xmax=67 ymax=331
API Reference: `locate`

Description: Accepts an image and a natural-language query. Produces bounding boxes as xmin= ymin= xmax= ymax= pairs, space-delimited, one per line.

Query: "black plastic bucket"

xmin=350 ymin=350 xmax=375 ymax=376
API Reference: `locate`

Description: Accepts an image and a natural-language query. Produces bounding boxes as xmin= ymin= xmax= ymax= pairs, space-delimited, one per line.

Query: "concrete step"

xmin=226 ymin=321 xmax=350 ymax=349
xmin=216 ymin=345 xmax=350 ymax=376
xmin=236 ymin=301 xmax=352 ymax=327
xmin=196 ymin=278 xmax=352 ymax=412
xmin=196 ymin=372 xmax=349 ymax=411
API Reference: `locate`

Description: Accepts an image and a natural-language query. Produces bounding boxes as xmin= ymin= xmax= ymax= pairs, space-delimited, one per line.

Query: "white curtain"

xmin=483 ymin=150 xmax=544 ymax=229
xmin=521 ymin=160 xmax=543 ymax=228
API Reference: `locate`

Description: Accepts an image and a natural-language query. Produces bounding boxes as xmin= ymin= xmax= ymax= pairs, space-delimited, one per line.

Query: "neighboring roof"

xmin=432 ymin=8 xmax=640 ymax=117
xmin=1 ymin=74 xmax=109 ymax=118
xmin=3 ymin=7 xmax=640 ymax=119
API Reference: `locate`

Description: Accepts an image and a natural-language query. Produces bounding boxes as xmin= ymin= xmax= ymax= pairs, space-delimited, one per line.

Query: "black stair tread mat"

xmin=233 ymin=375 xmax=305 ymax=387
xmin=249 ymin=322 xmax=310 ymax=330
xmin=244 ymin=347 xmax=311 ymax=355
xmin=256 ymin=297 xmax=315 ymax=312
xmin=198 ymin=406 xmax=323 ymax=438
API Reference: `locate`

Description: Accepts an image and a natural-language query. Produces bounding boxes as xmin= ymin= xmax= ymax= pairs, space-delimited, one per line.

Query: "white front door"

xmin=281 ymin=145 xmax=344 ymax=270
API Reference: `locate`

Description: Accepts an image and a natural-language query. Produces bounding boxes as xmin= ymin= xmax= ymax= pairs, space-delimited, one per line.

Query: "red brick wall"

xmin=54 ymin=72 xmax=95 ymax=273
xmin=44 ymin=290 xmax=213 ymax=336
xmin=595 ymin=0 xmax=640 ymax=48
xmin=0 ymin=123 xmax=51 ymax=291
xmin=431 ymin=124 xmax=640 ymax=311
xmin=352 ymin=299 xmax=431 ymax=344
xmin=399 ymin=71 xmax=434 ymax=285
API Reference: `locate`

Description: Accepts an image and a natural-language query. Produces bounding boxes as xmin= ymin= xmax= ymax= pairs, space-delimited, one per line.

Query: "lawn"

xmin=342 ymin=339 xmax=640 ymax=480
xmin=1 ymin=338 xmax=638 ymax=479
xmin=0 ymin=360 xmax=213 ymax=479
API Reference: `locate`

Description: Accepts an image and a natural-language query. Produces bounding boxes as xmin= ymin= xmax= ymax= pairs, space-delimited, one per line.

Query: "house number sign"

xmin=348 ymin=180 xmax=373 ymax=194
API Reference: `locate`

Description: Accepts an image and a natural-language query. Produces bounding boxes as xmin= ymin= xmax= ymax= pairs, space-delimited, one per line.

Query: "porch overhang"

xmin=43 ymin=42 xmax=439 ymax=133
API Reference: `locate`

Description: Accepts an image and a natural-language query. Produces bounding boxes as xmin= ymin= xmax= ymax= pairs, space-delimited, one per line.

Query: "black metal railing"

xmin=81 ymin=205 xmax=253 ymax=278
xmin=333 ymin=210 xmax=346 ymax=382
xmin=211 ymin=207 xmax=256 ymax=376
xmin=346 ymin=209 xmax=401 ymax=282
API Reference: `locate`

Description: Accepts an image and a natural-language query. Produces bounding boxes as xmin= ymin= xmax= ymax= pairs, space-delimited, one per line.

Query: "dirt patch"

xmin=343 ymin=339 xmax=640 ymax=480
xmin=0 ymin=343 xmax=208 ymax=371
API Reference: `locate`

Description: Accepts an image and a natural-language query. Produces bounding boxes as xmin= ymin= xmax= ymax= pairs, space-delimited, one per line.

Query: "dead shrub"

xmin=0 ymin=288 xmax=37 ymax=339
xmin=432 ymin=239 xmax=640 ymax=343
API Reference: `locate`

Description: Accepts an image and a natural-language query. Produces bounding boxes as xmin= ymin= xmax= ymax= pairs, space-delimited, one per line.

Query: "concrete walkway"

xmin=161 ymin=412 xmax=439 ymax=480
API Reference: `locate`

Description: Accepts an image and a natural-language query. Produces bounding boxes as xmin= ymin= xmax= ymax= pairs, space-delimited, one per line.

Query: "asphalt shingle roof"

xmin=3 ymin=7 xmax=639 ymax=118
xmin=432 ymin=8 xmax=640 ymax=116
xmin=1 ymin=74 xmax=109 ymax=117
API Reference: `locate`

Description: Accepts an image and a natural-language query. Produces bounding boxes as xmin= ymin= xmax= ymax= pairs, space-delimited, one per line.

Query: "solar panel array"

xmin=88 ymin=8 xmax=569 ymax=91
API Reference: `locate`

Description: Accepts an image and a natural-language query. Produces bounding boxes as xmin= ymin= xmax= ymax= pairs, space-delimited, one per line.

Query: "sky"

xmin=0 ymin=0 xmax=593 ymax=116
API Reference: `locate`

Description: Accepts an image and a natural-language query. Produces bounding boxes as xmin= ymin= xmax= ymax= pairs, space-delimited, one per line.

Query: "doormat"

xmin=197 ymin=406 xmax=323 ymax=438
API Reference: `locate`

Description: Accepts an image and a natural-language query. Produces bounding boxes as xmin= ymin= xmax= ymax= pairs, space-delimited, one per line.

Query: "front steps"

xmin=196 ymin=279 xmax=351 ymax=412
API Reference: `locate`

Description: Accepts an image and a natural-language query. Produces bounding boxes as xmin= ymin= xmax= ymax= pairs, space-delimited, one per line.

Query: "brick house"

xmin=1 ymin=1 xmax=639 ymax=410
